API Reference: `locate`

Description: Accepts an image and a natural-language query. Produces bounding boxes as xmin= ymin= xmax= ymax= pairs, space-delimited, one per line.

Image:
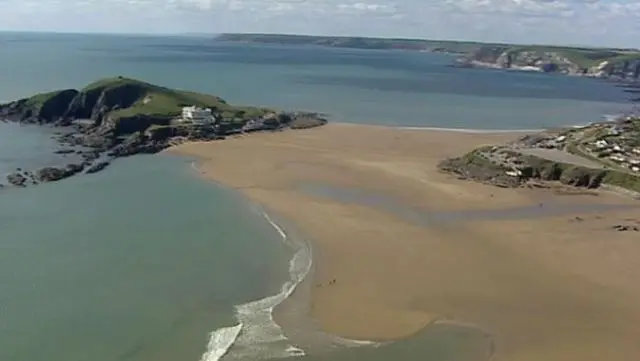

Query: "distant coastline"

xmin=215 ymin=33 xmax=640 ymax=81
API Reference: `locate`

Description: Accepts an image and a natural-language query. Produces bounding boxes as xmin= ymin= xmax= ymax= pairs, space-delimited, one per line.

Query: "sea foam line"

xmin=200 ymin=324 xmax=243 ymax=361
xmin=263 ymin=212 xmax=287 ymax=241
xmin=200 ymin=209 xmax=312 ymax=361
xmin=395 ymin=126 xmax=543 ymax=133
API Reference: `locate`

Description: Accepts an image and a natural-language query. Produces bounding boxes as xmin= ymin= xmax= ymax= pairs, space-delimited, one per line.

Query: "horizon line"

xmin=0 ymin=29 xmax=638 ymax=51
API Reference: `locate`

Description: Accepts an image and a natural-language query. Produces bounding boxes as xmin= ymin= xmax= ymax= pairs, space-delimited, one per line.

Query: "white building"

xmin=181 ymin=106 xmax=215 ymax=125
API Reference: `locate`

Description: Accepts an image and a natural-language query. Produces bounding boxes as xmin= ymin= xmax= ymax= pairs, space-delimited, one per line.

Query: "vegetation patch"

xmin=440 ymin=145 xmax=640 ymax=193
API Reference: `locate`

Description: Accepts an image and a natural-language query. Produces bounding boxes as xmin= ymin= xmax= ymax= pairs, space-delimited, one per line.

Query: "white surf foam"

xmin=227 ymin=211 xmax=312 ymax=360
xmin=187 ymin=164 xmax=377 ymax=360
xmin=228 ymin=211 xmax=379 ymax=358
xmin=263 ymin=212 xmax=287 ymax=240
xmin=395 ymin=126 xmax=543 ymax=133
xmin=200 ymin=323 xmax=244 ymax=361
xmin=200 ymin=209 xmax=312 ymax=361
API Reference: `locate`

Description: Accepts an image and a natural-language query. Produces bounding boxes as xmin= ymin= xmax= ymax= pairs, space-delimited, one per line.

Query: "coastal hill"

xmin=215 ymin=33 xmax=640 ymax=77
xmin=0 ymin=77 xmax=272 ymax=134
xmin=438 ymin=116 xmax=640 ymax=195
xmin=0 ymin=77 xmax=327 ymax=186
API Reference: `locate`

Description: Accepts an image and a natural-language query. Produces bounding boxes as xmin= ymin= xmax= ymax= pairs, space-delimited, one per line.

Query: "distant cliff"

xmin=456 ymin=45 xmax=640 ymax=77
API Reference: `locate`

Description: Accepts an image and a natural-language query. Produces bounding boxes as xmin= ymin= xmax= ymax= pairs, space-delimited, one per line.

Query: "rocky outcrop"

xmin=107 ymin=132 xmax=169 ymax=157
xmin=85 ymin=161 xmax=110 ymax=174
xmin=437 ymin=147 xmax=522 ymax=188
xmin=7 ymin=172 xmax=28 ymax=187
xmin=64 ymin=83 xmax=146 ymax=125
xmin=288 ymin=112 xmax=329 ymax=129
xmin=34 ymin=163 xmax=84 ymax=182
xmin=5 ymin=163 xmax=85 ymax=186
xmin=438 ymin=146 xmax=610 ymax=189
xmin=104 ymin=114 xmax=172 ymax=135
xmin=0 ymin=89 xmax=79 ymax=124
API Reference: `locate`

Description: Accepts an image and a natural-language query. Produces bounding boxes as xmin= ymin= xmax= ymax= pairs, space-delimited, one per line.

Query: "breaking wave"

xmin=199 ymin=210 xmax=312 ymax=361
xmin=200 ymin=324 xmax=243 ymax=361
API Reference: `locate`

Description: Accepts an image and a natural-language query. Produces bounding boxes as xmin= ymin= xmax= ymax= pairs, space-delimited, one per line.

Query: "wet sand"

xmin=171 ymin=123 xmax=640 ymax=361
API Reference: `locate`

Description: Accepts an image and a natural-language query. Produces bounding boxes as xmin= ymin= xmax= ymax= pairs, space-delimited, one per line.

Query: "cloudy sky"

xmin=1 ymin=0 xmax=639 ymax=47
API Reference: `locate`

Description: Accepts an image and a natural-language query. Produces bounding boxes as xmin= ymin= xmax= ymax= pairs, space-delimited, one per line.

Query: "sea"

xmin=0 ymin=32 xmax=636 ymax=361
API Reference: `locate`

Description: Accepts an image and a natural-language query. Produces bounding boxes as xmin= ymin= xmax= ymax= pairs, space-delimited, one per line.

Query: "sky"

xmin=1 ymin=0 xmax=639 ymax=48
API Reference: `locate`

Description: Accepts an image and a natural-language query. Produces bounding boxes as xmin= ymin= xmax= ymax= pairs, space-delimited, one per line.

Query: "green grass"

xmin=83 ymin=77 xmax=271 ymax=122
xmin=603 ymin=171 xmax=640 ymax=192
xmin=454 ymin=147 xmax=508 ymax=172
xmin=490 ymin=148 xmax=640 ymax=192
xmin=23 ymin=90 xmax=70 ymax=108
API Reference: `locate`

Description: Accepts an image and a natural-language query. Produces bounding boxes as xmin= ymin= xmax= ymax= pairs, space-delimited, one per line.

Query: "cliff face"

xmin=458 ymin=46 xmax=640 ymax=77
xmin=459 ymin=47 xmax=584 ymax=73
xmin=0 ymin=81 xmax=152 ymax=129
xmin=0 ymin=89 xmax=79 ymax=124
xmin=64 ymin=83 xmax=147 ymax=125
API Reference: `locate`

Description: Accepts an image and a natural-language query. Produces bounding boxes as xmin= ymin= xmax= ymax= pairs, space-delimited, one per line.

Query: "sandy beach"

xmin=172 ymin=123 xmax=640 ymax=361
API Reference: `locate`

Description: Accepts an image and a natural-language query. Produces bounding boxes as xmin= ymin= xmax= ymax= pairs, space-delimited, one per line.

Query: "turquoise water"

xmin=1 ymin=32 xmax=638 ymax=361
xmin=0 ymin=123 xmax=83 ymax=176
xmin=0 ymin=153 xmax=293 ymax=361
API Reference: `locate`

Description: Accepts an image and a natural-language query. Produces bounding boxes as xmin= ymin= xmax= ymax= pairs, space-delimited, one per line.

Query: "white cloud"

xmin=0 ymin=0 xmax=639 ymax=47
xmin=337 ymin=2 xmax=397 ymax=13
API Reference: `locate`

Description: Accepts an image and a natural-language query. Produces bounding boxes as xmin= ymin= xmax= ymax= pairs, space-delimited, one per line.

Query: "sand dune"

xmin=172 ymin=123 xmax=640 ymax=361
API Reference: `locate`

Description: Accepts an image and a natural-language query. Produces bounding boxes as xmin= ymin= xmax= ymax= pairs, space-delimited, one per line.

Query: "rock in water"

xmin=86 ymin=161 xmax=110 ymax=174
xmin=7 ymin=173 xmax=27 ymax=186
xmin=34 ymin=167 xmax=67 ymax=182
xmin=65 ymin=163 xmax=85 ymax=174
xmin=32 ymin=163 xmax=85 ymax=183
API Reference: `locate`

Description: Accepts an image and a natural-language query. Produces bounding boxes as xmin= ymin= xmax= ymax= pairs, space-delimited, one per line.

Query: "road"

xmin=518 ymin=148 xmax=606 ymax=169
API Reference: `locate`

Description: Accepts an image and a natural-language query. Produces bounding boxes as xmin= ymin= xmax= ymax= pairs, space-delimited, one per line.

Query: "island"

xmin=0 ymin=76 xmax=327 ymax=187
xmin=438 ymin=116 xmax=640 ymax=197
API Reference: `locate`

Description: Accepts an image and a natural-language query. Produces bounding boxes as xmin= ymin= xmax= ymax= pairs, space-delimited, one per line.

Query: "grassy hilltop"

xmin=80 ymin=77 xmax=268 ymax=121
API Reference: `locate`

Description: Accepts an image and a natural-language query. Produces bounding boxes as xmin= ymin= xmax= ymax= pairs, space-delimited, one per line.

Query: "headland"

xmin=216 ymin=33 xmax=640 ymax=81
xmin=172 ymin=122 xmax=640 ymax=361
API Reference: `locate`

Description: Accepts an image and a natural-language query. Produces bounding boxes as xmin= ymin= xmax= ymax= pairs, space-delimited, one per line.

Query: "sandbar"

xmin=171 ymin=123 xmax=640 ymax=361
